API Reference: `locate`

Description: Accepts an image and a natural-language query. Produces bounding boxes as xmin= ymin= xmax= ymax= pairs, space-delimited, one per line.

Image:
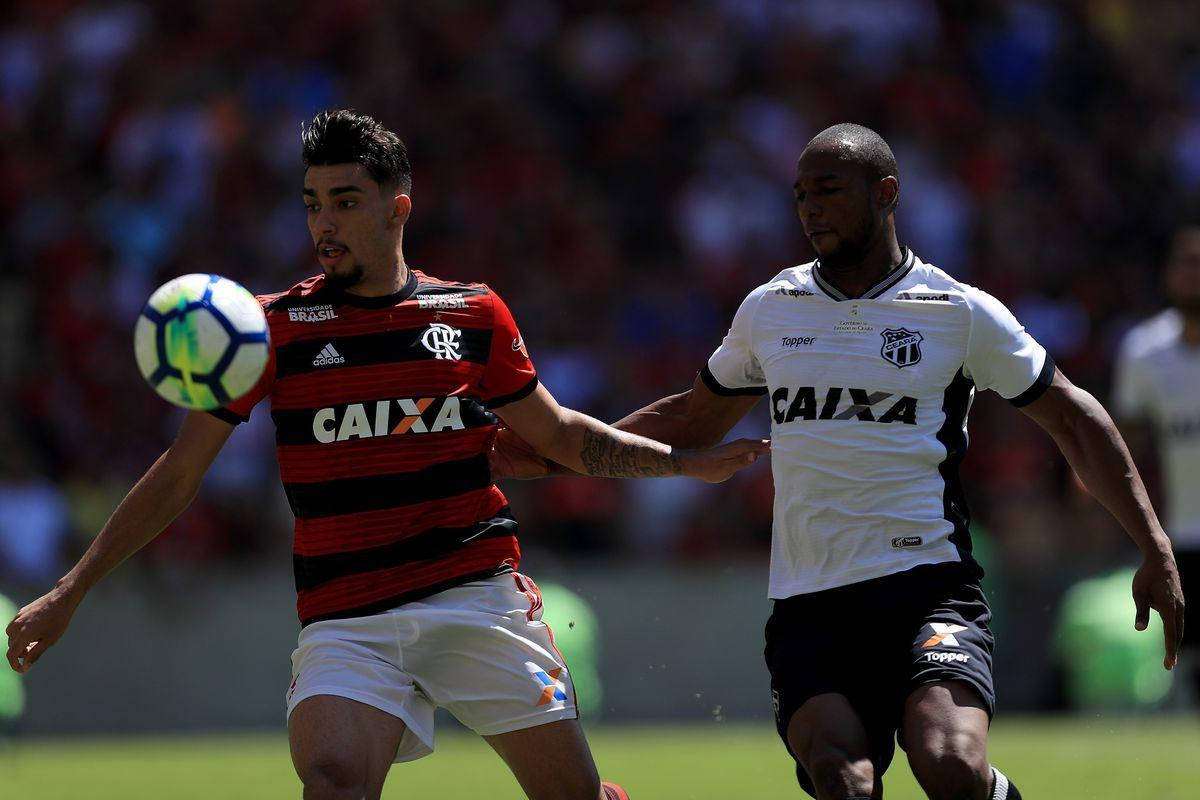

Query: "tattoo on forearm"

xmin=579 ymin=428 xmax=683 ymax=478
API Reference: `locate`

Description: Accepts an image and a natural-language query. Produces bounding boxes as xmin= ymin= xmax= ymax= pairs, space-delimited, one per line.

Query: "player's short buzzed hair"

xmin=302 ymin=109 xmax=412 ymax=192
xmin=805 ymin=123 xmax=898 ymax=184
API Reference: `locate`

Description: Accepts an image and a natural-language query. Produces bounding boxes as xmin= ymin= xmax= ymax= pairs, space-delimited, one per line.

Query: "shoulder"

xmin=753 ymin=262 xmax=818 ymax=303
xmin=410 ymin=269 xmax=493 ymax=313
xmin=259 ymin=274 xmax=326 ymax=312
xmin=1118 ymin=309 xmax=1182 ymax=361
xmin=894 ymin=257 xmax=975 ymax=307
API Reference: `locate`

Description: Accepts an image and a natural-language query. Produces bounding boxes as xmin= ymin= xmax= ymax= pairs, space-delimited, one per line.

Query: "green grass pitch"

xmin=2 ymin=716 xmax=1197 ymax=799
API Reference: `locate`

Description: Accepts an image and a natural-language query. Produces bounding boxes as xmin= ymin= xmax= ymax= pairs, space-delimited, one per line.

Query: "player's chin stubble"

xmin=323 ymin=263 xmax=365 ymax=291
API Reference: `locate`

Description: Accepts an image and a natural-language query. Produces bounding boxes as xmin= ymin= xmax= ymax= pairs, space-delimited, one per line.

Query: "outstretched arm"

xmin=1019 ymin=368 xmax=1184 ymax=669
xmin=6 ymin=411 xmax=235 ymax=673
xmin=492 ymin=381 xmax=767 ymax=482
xmin=491 ymin=371 xmax=762 ymax=479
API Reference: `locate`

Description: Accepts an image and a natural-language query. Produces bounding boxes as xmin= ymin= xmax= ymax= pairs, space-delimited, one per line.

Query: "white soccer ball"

xmin=133 ymin=274 xmax=270 ymax=410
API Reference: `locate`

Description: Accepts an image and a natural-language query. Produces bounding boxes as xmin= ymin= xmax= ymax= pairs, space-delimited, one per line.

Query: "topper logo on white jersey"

xmin=312 ymin=396 xmax=465 ymax=443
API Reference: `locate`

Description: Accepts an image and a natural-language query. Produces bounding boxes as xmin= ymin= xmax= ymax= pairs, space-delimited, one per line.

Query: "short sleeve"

xmin=208 ymin=346 xmax=275 ymax=425
xmin=964 ymin=288 xmax=1054 ymax=406
xmin=478 ymin=289 xmax=539 ymax=408
xmin=1112 ymin=333 xmax=1153 ymax=421
xmin=703 ymin=288 xmax=768 ymax=396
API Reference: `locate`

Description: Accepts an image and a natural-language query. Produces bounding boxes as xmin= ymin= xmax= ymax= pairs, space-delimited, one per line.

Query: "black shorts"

xmin=1175 ymin=548 xmax=1199 ymax=649
xmin=764 ymin=561 xmax=995 ymax=797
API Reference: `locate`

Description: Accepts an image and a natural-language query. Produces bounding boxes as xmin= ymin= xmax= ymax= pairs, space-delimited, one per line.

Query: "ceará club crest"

xmin=880 ymin=327 xmax=923 ymax=368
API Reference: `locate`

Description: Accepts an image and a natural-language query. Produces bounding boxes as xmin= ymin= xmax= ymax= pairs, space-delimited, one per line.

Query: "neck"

xmin=818 ymin=228 xmax=904 ymax=299
xmin=343 ymin=253 xmax=409 ymax=297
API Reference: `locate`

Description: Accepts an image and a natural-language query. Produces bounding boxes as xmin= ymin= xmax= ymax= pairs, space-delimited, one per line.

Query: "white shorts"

xmin=285 ymin=572 xmax=577 ymax=763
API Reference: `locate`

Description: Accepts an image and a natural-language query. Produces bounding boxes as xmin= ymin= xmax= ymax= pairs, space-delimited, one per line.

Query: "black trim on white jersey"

xmin=1008 ymin=354 xmax=1056 ymax=408
xmin=812 ymin=247 xmax=915 ymax=302
xmin=700 ymin=364 xmax=768 ymax=397
xmin=936 ymin=368 xmax=983 ymax=577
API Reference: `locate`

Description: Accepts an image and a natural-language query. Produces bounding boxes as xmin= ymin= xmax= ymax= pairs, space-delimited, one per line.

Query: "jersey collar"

xmin=323 ymin=268 xmax=418 ymax=308
xmin=813 ymin=246 xmax=915 ymax=301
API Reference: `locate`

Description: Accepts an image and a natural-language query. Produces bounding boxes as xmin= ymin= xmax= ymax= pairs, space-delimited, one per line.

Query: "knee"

xmin=299 ymin=758 xmax=372 ymax=800
xmin=805 ymin=744 xmax=876 ymax=799
xmin=907 ymin=736 xmax=990 ymax=800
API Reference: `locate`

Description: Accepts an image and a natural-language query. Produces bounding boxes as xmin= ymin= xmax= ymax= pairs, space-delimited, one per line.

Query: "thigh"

xmin=900 ymin=681 xmax=991 ymax=791
xmin=406 ymin=574 xmax=579 ymax=737
xmin=484 ymin=718 xmax=601 ymax=800
xmin=905 ymin=573 xmax=996 ymax=720
xmin=289 ymin=694 xmax=408 ymax=800
xmin=765 ymin=587 xmax=907 ymax=796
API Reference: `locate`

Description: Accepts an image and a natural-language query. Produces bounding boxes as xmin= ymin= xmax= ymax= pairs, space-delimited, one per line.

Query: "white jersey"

xmin=1113 ymin=310 xmax=1200 ymax=549
xmin=706 ymin=249 xmax=1053 ymax=598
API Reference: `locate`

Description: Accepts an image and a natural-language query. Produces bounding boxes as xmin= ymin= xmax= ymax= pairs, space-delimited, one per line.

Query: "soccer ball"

xmin=134 ymin=274 xmax=270 ymax=410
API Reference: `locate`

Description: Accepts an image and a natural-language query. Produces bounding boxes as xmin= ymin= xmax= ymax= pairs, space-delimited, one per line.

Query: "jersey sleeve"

xmin=1112 ymin=333 xmax=1153 ymax=421
xmin=478 ymin=288 xmax=539 ymax=408
xmin=208 ymin=341 xmax=275 ymax=425
xmin=703 ymin=288 xmax=768 ymax=396
xmin=963 ymin=288 xmax=1054 ymax=406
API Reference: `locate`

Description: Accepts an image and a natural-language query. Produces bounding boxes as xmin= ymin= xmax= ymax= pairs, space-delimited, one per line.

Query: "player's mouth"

xmin=317 ymin=241 xmax=349 ymax=268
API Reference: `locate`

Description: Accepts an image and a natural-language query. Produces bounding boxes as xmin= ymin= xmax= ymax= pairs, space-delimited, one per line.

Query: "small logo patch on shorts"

xmin=891 ymin=536 xmax=923 ymax=548
xmin=526 ymin=661 xmax=567 ymax=706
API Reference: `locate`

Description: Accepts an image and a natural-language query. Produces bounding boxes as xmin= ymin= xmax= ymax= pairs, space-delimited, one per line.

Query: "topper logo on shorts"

xmin=921 ymin=622 xmax=968 ymax=648
xmin=526 ymin=661 xmax=568 ymax=706
xmin=312 ymin=396 xmax=465 ymax=443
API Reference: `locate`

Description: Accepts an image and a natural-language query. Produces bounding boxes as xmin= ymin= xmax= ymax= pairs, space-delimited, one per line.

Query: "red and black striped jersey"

xmin=210 ymin=269 xmax=538 ymax=626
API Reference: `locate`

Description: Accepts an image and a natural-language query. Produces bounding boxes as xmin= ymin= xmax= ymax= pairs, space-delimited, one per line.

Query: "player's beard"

xmin=323 ymin=262 xmax=365 ymax=292
xmin=815 ymin=213 xmax=878 ymax=271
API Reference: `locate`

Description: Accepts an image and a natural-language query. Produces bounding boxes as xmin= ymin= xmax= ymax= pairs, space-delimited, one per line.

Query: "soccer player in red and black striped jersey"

xmin=6 ymin=110 xmax=767 ymax=800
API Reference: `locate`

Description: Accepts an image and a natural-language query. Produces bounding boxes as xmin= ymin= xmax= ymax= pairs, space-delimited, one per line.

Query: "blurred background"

xmin=1 ymin=0 xmax=1197 ymax=758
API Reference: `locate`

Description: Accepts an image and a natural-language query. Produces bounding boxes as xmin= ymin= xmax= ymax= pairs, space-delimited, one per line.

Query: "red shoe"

xmin=601 ymin=782 xmax=630 ymax=800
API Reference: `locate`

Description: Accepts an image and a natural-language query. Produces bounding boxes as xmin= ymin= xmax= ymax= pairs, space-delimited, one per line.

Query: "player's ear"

xmin=878 ymin=176 xmax=899 ymax=214
xmin=391 ymin=193 xmax=412 ymax=226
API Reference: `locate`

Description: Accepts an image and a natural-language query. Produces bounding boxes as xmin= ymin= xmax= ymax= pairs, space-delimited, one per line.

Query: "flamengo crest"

xmin=421 ymin=322 xmax=463 ymax=360
xmin=880 ymin=327 xmax=923 ymax=368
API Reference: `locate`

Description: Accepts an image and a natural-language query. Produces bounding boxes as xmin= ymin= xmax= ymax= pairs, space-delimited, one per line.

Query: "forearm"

xmin=543 ymin=408 xmax=683 ymax=478
xmin=60 ymin=451 xmax=203 ymax=597
xmin=610 ymin=392 xmax=718 ymax=448
xmin=1052 ymin=390 xmax=1171 ymax=556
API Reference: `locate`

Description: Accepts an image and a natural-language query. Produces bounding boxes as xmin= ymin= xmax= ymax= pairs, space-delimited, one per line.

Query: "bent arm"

xmin=7 ymin=411 xmax=234 ymax=672
xmin=1020 ymin=368 xmax=1184 ymax=668
xmin=492 ymin=382 xmax=764 ymax=481
xmin=1019 ymin=369 xmax=1169 ymax=556
xmin=610 ymin=371 xmax=762 ymax=448
xmin=63 ymin=411 xmax=235 ymax=594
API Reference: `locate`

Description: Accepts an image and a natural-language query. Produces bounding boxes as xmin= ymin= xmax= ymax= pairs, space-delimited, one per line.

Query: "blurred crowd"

xmin=3 ymin=0 xmax=1200 ymax=593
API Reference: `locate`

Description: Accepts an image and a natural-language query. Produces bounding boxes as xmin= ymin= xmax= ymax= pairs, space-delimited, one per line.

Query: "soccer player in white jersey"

xmin=1114 ymin=226 xmax=1200 ymax=705
xmin=494 ymin=124 xmax=1184 ymax=800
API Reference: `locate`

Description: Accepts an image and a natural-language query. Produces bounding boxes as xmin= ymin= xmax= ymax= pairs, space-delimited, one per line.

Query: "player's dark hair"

xmin=807 ymin=123 xmax=899 ymax=187
xmin=301 ymin=109 xmax=412 ymax=192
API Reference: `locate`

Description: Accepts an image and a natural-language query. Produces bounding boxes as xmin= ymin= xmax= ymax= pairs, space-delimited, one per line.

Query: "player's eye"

xmin=338 ymin=200 xmax=357 ymax=209
xmin=304 ymin=204 xmax=319 ymax=213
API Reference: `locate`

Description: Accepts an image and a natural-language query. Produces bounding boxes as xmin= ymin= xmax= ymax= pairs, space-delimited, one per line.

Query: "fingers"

xmin=6 ymin=631 xmax=29 ymax=674
xmin=20 ymin=639 xmax=50 ymax=671
xmin=1160 ymin=601 xmax=1181 ymax=670
xmin=1133 ymin=587 xmax=1150 ymax=632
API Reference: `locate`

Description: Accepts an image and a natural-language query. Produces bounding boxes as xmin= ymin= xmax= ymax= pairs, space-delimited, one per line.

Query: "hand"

xmin=489 ymin=425 xmax=552 ymax=481
xmin=6 ymin=585 xmax=82 ymax=674
xmin=679 ymin=438 xmax=771 ymax=483
xmin=1132 ymin=551 xmax=1185 ymax=670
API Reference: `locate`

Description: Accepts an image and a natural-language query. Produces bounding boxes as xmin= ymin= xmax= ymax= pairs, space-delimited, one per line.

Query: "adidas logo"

xmin=312 ymin=343 xmax=346 ymax=367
